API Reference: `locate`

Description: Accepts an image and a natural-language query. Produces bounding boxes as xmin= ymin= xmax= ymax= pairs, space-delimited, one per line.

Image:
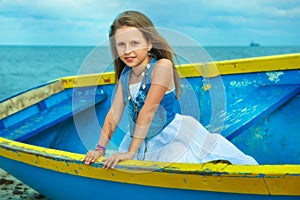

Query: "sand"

xmin=0 ymin=168 xmax=47 ymax=200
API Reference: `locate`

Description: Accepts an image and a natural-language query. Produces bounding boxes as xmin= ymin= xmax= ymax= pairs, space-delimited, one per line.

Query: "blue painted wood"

xmin=224 ymin=85 xmax=300 ymax=140
xmin=231 ymin=94 xmax=300 ymax=164
xmin=18 ymin=84 xmax=116 ymax=154
xmin=0 ymin=87 xmax=107 ymax=141
xmin=0 ymin=156 xmax=296 ymax=200
xmin=1 ymin=105 xmax=40 ymax=128
xmin=38 ymin=100 xmax=47 ymax=111
xmin=0 ymin=120 xmax=4 ymax=130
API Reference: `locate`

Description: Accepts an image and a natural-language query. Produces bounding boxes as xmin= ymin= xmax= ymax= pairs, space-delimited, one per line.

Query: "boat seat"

xmin=0 ymin=87 xmax=107 ymax=141
xmin=222 ymin=84 xmax=299 ymax=140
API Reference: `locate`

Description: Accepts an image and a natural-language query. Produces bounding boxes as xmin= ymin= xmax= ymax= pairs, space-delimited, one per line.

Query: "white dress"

xmin=119 ymin=82 xmax=258 ymax=165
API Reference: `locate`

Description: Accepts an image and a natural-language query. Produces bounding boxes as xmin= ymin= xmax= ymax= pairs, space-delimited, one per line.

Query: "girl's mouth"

xmin=125 ymin=56 xmax=136 ymax=63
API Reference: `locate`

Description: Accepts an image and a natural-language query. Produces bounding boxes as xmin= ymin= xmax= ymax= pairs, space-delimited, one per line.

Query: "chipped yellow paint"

xmin=0 ymin=80 xmax=64 ymax=120
xmin=179 ymin=53 xmax=300 ymax=77
xmin=0 ymin=137 xmax=299 ymax=195
xmin=61 ymin=72 xmax=115 ymax=88
xmin=264 ymin=176 xmax=300 ymax=195
xmin=211 ymin=53 xmax=300 ymax=76
xmin=58 ymin=53 xmax=300 ymax=88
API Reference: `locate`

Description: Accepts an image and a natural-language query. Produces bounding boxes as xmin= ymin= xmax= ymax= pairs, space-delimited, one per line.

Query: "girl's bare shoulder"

xmin=152 ymin=58 xmax=174 ymax=83
xmin=155 ymin=58 xmax=173 ymax=68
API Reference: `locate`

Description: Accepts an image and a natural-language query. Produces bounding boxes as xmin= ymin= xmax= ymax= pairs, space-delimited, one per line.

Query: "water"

xmin=1 ymin=45 xmax=300 ymax=101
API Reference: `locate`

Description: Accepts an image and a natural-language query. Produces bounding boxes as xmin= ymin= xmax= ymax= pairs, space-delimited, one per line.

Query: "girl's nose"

xmin=124 ymin=45 xmax=132 ymax=54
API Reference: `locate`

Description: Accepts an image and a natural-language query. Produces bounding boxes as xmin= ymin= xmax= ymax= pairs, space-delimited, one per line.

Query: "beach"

xmin=0 ymin=169 xmax=47 ymax=200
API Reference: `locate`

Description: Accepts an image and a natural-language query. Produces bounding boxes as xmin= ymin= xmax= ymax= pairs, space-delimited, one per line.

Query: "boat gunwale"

xmin=0 ymin=137 xmax=299 ymax=175
xmin=1 ymin=136 xmax=300 ymax=196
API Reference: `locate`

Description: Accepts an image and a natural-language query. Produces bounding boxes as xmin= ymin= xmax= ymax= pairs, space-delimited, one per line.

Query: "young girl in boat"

xmin=83 ymin=11 xmax=258 ymax=168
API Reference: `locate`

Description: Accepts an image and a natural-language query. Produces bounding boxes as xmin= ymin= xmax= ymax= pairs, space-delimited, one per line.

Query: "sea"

xmin=1 ymin=45 xmax=300 ymax=101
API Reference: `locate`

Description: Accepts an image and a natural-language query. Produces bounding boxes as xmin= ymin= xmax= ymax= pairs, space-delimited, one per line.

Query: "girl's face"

xmin=115 ymin=26 xmax=152 ymax=68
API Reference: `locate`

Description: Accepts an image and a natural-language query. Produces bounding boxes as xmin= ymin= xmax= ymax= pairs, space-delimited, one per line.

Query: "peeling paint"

xmin=241 ymin=108 xmax=247 ymax=113
xmin=266 ymin=72 xmax=284 ymax=83
xmin=229 ymin=80 xmax=253 ymax=88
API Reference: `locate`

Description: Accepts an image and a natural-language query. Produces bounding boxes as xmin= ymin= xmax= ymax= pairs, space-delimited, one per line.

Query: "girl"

xmin=83 ymin=11 xmax=258 ymax=168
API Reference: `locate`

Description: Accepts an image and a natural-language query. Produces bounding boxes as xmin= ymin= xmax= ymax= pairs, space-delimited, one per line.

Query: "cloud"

xmin=0 ymin=0 xmax=117 ymax=44
xmin=1 ymin=0 xmax=111 ymax=20
xmin=0 ymin=0 xmax=299 ymax=45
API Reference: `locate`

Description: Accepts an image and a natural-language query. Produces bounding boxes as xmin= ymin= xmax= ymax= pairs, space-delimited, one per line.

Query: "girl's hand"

xmin=83 ymin=149 xmax=105 ymax=165
xmin=103 ymin=152 xmax=135 ymax=169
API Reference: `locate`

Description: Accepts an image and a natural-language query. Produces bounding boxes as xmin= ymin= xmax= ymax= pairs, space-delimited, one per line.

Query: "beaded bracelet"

xmin=95 ymin=144 xmax=106 ymax=153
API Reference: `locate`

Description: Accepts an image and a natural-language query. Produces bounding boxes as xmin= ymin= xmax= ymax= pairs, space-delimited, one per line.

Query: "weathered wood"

xmin=0 ymin=81 xmax=64 ymax=120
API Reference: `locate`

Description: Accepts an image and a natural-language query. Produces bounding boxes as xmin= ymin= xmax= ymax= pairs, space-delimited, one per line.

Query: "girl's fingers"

xmin=107 ymin=156 xmax=116 ymax=169
xmin=102 ymin=153 xmax=132 ymax=169
xmin=84 ymin=152 xmax=130 ymax=167
xmin=103 ymin=154 xmax=119 ymax=169
xmin=84 ymin=155 xmax=92 ymax=164
xmin=112 ymin=157 xmax=120 ymax=168
xmin=84 ymin=150 xmax=101 ymax=165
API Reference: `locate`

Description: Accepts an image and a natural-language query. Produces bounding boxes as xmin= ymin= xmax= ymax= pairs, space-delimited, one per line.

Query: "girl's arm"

xmin=97 ymin=81 xmax=125 ymax=147
xmin=128 ymin=59 xmax=174 ymax=153
xmin=83 ymin=81 xmax=125 ymax=164
xmin=102 ymin=59 xmax=174 ymax=168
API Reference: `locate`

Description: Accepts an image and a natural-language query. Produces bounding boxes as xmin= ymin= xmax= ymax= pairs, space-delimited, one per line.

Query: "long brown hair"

xmin=109 ymin=10 xmax=182 ymax=98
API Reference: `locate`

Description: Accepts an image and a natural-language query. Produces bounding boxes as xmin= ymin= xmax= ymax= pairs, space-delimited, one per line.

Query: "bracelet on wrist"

xmin=95 ymin=144 xmax=106 ymax=153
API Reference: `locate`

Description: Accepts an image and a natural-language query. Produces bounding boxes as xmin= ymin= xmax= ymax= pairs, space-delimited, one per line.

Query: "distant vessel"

xmin=250 ymin=41 xmax=260 ymax=46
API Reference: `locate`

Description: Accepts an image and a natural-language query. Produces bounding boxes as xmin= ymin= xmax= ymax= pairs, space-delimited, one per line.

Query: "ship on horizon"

xmin=250 ymin=40 xmax=260 ymax=46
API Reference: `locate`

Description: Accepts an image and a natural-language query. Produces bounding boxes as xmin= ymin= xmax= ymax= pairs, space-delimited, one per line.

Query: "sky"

xmin=0 ymin=0 xmax=300 ymax=46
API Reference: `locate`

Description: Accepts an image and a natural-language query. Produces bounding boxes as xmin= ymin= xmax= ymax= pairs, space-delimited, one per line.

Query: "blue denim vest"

xmin=120 ymin=58 xmax=176 ymax=138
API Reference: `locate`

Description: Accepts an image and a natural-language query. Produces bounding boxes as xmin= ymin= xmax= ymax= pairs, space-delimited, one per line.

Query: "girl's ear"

xmin=147 ymin=41 xmax=153 ymax=51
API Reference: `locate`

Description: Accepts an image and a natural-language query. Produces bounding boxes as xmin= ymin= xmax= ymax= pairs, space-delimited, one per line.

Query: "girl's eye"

xmin=131 ymin=41 xmax=139 ymax=46
xmin=117 ymin=42 xmax=125 ymax=47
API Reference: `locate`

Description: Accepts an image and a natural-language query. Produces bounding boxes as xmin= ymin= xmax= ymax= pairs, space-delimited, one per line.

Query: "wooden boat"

xmin=0 ymin=53 xmax=299 ymax=199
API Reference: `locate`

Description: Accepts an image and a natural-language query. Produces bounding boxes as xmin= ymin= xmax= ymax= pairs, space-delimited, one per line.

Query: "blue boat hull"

xmin=0 ymin=156 xmax=298 ymax=200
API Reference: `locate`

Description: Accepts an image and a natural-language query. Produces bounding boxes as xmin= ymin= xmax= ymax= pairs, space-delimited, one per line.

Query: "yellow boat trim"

xmin=60 ymin=71 xmax=116 ymax=88
xmin=0 ymin=137 xmax=299 ymax=196
xmin=60 ymin=53 xmax=300 ymax=88
xmin=203 ymin=52 xmax=300 ymax=76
